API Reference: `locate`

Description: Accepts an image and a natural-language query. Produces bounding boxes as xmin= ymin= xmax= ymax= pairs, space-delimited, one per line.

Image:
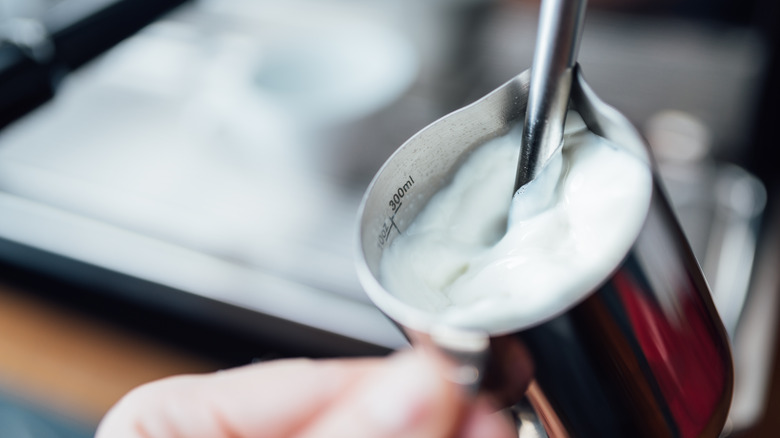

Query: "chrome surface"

xmin=356 ymin=67 xmax=733 ymax=437
xmin=515 ymin=0 xmax=586 ymax=191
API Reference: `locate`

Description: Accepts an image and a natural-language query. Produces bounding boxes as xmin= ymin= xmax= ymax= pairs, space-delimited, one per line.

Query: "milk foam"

xmin=379 ymin=125 xmax=652 ymax=333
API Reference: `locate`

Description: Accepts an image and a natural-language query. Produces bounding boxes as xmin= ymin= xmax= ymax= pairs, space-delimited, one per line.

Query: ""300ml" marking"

xmin=388 ymin=176 xmax=415 ymax=213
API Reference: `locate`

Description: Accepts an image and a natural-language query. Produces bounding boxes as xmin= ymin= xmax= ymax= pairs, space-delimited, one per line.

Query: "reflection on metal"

xmin=647 ymin=110 xmax=767 ymax=340
xmin=647 ymin=109 xmax=770 ymax=433
xmin=514 ymin=395 xmax=549 ymax=438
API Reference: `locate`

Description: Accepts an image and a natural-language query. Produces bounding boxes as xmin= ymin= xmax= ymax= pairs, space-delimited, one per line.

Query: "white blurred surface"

xmin=0 ymin=0 xmax=420 ymax=349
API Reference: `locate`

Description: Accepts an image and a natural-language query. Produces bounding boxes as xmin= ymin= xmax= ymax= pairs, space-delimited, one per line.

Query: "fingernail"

xmin=358 ymin=352 xmax=440 ymax=433
xmin=459 ymin=399 xmax=516 ymax=438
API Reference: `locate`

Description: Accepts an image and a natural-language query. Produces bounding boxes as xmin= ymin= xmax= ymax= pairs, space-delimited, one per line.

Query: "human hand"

xmin=95 ymin=350 xmax=516 ymax=438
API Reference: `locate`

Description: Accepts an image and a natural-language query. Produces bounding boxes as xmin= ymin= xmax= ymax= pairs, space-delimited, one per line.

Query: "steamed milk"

xmin=379 ymin=123 xmax=652 ymax=333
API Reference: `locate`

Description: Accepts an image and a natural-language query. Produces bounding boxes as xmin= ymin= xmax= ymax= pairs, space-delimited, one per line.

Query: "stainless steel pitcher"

xmin=356 ymin=67 xmax=733 ymax=437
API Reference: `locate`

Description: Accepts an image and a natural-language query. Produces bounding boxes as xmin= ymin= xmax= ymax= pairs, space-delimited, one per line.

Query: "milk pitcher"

xmin=356 ymin=67 xmax=733 ymax=437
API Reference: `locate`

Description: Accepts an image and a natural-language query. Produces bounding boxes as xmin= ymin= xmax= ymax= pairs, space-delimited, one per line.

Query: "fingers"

xmin=198 ymin=358 xmax=382 ymax=437
xmin=96 ymin=351 xmax=517 ymax=438
xmin=96 ymin=357 xmax=381 ymax=438
xmin=295 ymin=351 xmax=516 ymax=438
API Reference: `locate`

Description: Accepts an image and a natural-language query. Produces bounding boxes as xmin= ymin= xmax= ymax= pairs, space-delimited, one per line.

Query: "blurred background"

xmin=0 ymin=0 xmax=778 ymax=436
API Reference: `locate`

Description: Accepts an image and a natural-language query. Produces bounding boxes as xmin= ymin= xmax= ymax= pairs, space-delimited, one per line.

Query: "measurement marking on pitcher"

xmin=389 ymin=175 xmax=415 ymax=213
xmin=377 ymin=175 xmax=415 ymax=248
xmin=377 ymin=211 xmax=402 ymax=249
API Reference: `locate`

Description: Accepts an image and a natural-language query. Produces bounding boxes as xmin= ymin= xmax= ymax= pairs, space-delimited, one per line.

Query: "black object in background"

xmin=0 ymin=0 xmax=189 ymax=129
xmin=747 ymin=0 xmax=780 ymax=199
